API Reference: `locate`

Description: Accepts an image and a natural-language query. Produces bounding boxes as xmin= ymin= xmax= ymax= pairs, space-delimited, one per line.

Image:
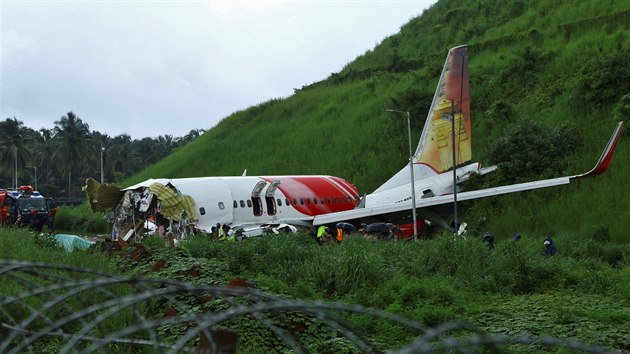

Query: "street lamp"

xmin=26 ymin=165 xmax=37 ymax=191
xmin=100 ymin=146 xmax=105 ymax=184
xmin=386 ymin=109 xmax=418 ymax=240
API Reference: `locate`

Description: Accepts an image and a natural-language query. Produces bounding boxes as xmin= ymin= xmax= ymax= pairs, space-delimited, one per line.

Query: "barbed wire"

xmin=0 ymin=260 xmax=612 ymax=353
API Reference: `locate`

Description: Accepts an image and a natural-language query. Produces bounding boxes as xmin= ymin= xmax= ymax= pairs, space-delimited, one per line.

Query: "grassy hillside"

xmin=124 ymin=0 xmax=630 ymax=241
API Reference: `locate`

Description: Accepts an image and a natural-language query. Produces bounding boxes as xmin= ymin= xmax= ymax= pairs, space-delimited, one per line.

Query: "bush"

xmin=484 ymin=120 xmax=582 ymax=184
xmin=574 ymin=50 xmax=630 ymax=111
xmin=54 ymin=204 xmax=110 ymax=234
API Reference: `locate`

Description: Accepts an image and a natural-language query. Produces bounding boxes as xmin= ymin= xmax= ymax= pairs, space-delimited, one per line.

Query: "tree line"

xmin=0 ymin=112 xmax=204 ymax=202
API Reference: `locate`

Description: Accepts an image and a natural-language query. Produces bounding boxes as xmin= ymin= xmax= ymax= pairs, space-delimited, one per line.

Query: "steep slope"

xmin=127 ymin=0 xmax=630 ymax=241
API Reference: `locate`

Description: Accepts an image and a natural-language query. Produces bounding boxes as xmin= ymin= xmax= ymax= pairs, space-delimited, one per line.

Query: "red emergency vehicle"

xmin=0 ymin=186 xmax=50 ymax=231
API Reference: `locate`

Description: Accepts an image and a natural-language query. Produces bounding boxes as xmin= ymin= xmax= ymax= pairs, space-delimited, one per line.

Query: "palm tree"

xmin=0 ymin=117 xmax=33 ymax=188
xmin=52 ymin=112 xmax=92 ymax=199
xmin=110 ymin=134 xmax=132 ymax=179
xmin=182 ymin=128 xmax=206 ymax=144
xmin=129 ymin=137 xmax=157 ymax=171
xmin=33 ymin=128 xmax=56 ymax=184
xmin=155 ymin=134 xmax=175 ymax=160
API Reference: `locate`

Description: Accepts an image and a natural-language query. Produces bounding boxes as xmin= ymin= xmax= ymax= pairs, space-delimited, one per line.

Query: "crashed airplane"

xmin=84 ymin=45 xmax=623 ymax=241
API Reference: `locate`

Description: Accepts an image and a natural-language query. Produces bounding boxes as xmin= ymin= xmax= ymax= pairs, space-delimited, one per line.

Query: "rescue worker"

xmin=317 ymin=225 xmax=334 ymax=244
xmin=512 ymin=232 xmax=522 ymax=241
xmin=47 ymin=207 xmax=57 ymax=234
xmin=218 ymin=223 xmax=227 ymax=241
xmin=227 ymin=229 xmax=236 ymax=242
xmin=482 ymin=231 xmax=494 ymax=250
xmin=544 ymin=236 xmax=557 ymax=257
xmin=223 ymin=225 xmax=233 ymax=242
xmin=316 ymin=225 xmax=326 ymax=244
xmin=211 ymin=223 xmax=220 ymax=239
xmin=336 ymin=227 xmax=343 ymax=242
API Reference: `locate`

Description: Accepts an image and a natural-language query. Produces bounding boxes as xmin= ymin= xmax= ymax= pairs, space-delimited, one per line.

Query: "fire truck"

xmin=0 ymin=186 xmax=50 ymax=231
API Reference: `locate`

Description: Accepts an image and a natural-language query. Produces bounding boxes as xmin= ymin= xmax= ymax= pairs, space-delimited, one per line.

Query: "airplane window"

xmin=233 ymin=201 xmax=238 ymax=208
xmin=277 ymin=198 xmax=282 ymax=206
xmin=327 ymin=198 xmax=331 ymax=204
xmin=348 ymin=196 xmax=353 ymax=203
xmin=334 ymin=197 xmax=338 ymax=204
xmin=314 ymin=198 xmax=318 ymax=204
xmin=293 ymin=198 xmax=297 ymax=205
xmin=218 ymin=202 xmax=225 ymax=210
xmin=321 ymin=198 xmax=325 ymax=204
xmin=341 ymin=197 xmax=346 ymax=204
xmin=286 ymin=198 xmax=290 ymax=206
xmin=199 ymin=207 xmax=206 ymax=215
xmin=247 ymin=200 xmax=252 ymax=208
xmin=240 ymin=200 xmax=245 ymax=208
xmin=300 ymin=198 xmax=304 ymax=205
xmin=307 ymin=198 xmax=311 ymax=204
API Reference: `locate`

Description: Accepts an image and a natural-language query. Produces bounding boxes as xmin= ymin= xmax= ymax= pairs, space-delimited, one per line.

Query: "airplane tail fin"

xmin=415 ymin=44 xmax=471 ymax=172
xmin=373 ymin=45 xmax=471 ymax=194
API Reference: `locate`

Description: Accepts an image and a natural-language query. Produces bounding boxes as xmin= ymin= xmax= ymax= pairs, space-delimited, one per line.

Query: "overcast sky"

xmin=1 ymin=0 xmax=435 ymax=139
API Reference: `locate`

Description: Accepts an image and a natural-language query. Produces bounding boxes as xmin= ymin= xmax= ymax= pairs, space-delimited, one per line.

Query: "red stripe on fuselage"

xmin=261 ymin=176 xmax=359 ymax=216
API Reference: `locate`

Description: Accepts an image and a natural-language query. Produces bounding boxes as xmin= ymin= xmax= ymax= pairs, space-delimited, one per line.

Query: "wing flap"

xmin=313 ymin=176 xmax=570 ymax=226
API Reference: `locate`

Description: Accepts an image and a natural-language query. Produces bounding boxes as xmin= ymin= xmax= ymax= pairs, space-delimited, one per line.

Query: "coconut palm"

xmin=182 ymin=128 xmax=206 ymax=144
xmin=34 ymin=128 xmax=57 ymax=185
xmin=0 ymin=117 xmax=33 ymax=189
xmin=52 ymin=112 xmax=92 ymax=199
xmin=109 ymin=134 xmax=132 ymax=180
xmin=129 ymin=137 xmax=157 ymax=171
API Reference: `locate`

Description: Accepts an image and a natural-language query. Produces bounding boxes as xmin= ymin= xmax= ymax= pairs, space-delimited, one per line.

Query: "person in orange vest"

xmin=336 ymin=227 xmax=343 ymax=242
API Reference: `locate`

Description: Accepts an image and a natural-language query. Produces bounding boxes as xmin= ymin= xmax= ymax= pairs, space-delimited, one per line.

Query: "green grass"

xmin=112 ymin=231 xmax=630 ymax=351
xmin=1 ymin=224 xmax=628 ymax=351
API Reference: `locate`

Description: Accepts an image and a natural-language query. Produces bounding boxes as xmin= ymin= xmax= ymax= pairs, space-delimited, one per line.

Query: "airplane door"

xmin=264 ymin=180 xmax=280 ymax=216
xmin=251 ymin=180 xmax=267 ymax=217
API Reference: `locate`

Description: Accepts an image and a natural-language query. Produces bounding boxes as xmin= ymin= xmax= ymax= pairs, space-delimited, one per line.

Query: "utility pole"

xmin=386 ymin=109 xmax=418 ymax=240
xmin=100 ymin=146 xmax=105 ymax=184
xmin=451 ymin=100 xmax=458 ymax=235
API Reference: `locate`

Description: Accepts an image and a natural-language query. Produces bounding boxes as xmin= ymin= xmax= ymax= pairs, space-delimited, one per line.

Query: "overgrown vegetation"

xmin=4 ymin=229 xmax=627 ymax=351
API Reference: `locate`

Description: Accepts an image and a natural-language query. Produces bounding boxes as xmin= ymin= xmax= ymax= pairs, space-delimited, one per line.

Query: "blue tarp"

xmin=53 ymin=234 xmax=95 ymax=252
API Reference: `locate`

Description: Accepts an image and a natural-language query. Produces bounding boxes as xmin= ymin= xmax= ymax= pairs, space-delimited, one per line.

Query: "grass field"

xmin=2 ymin=228 xmax=628 ymax=352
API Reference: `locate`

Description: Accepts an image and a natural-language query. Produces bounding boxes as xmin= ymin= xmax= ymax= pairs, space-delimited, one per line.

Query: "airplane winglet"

xmin=575 ymin=121 xmax=624 ymax=179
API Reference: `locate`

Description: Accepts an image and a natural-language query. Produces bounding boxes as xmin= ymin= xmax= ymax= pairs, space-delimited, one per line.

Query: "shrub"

xmin=574 ymin=50 xmax=630 ymax=111
xmin=484 ymin=120 xmax=582 ymax=184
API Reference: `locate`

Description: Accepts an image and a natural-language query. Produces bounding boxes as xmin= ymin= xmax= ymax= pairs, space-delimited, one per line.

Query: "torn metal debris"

xmin=84 ymin=178 xmax=197 ymax=242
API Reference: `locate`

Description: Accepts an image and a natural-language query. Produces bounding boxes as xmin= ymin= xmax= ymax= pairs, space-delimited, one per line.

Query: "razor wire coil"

xmin=0 ymin=260 xmax=612 ymax=354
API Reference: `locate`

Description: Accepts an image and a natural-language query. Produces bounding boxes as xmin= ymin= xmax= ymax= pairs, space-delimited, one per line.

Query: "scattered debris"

xmin=84 ymin=178 xmax=198 ymax=243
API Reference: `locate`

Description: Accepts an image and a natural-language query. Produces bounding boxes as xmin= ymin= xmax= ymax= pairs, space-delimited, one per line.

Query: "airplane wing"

xmin=313 ymin=121 xmax=623 ymax=227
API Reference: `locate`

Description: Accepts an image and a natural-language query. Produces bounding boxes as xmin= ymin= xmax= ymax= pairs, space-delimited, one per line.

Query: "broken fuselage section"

xmin=84 ymin=178 xmax=197 ymax=241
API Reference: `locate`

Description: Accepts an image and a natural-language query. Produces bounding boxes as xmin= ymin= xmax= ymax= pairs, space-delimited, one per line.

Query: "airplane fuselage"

xmin=168 ymin=175 xmax=361 ymax=231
